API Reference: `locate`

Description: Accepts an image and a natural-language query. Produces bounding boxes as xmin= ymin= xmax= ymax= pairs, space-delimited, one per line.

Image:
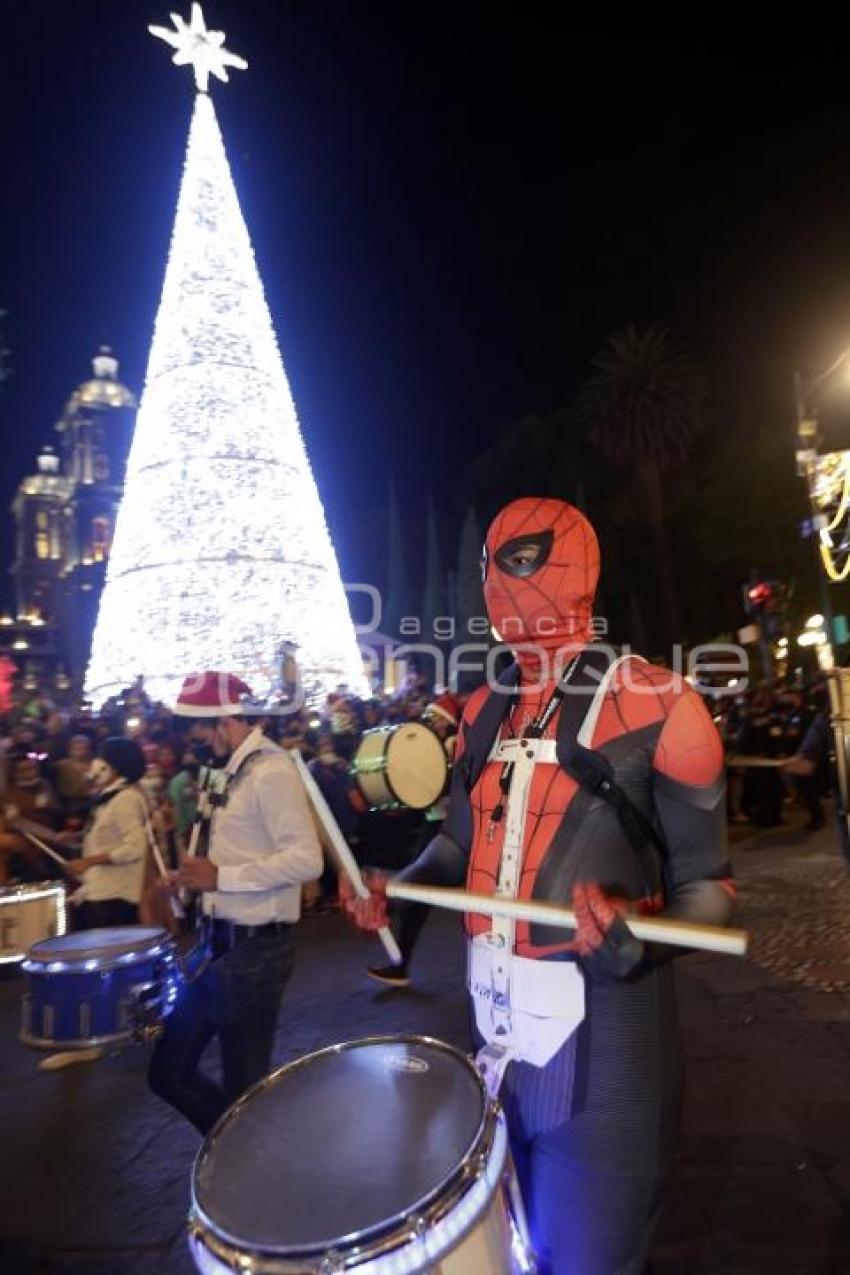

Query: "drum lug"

xmin=407 ymin=1212 xmax=428 ymax=1240
xmin=126 ymin=981 xmax=167 ymax=1040
xmin=318 ymin=1249 xmax=344 ymax=1273
xmin=460 ymin=1150 xmax=490 ymax=1186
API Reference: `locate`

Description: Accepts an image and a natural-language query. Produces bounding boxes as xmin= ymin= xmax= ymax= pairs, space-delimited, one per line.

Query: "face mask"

xmin=482 ymin=497 xmax=599 ymax=675
xmin=188 ymin=742 xmax=216 ymax=769
xmin=87 ymin=758 xmax=113 ymax=790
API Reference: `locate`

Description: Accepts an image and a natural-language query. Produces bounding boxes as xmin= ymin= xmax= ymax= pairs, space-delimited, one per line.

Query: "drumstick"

xmin=291 ymin=750 xmax=403 ymax=965
xmin=386 ymin=882 xmax=749 ymax=957
xmin=135 ymin=794 xmax=185 ymax=920
xmin=9 ymin=812 xmax=76 ymax=846
xmin=15 ymin=826 xmax=80 ymax=878
xmin=177 ymin=772 xmax=214 ymax=908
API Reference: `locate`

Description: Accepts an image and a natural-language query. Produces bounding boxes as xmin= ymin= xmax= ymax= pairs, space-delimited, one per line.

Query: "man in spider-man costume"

xmin=346 ymin=497 xmax=734 ymax=1275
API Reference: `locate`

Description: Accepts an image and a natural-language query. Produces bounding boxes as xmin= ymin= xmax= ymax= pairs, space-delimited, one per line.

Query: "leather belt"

xmin=205 ymin=918 xmax=292 ymax=950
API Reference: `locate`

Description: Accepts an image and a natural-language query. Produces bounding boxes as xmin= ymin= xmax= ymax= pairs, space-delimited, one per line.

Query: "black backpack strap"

xmin=456 ymin=662 xmax=521 ymax=794
xmin=561 ymin=740 xmax=667 ymax=891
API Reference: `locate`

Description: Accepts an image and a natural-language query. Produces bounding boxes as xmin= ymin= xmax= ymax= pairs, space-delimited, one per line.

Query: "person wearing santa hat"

xmin=147 ymin=671 xmax=323 ymax=1134
xmin=345 ymin=497 xmax=734 ymax=1275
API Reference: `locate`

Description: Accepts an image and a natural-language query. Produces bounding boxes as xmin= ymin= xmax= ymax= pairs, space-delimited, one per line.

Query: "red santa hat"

xmin=425 ymin=692 xmax=463 ymax=728
xmin=172 ymin=671 xmax=254 ymax=718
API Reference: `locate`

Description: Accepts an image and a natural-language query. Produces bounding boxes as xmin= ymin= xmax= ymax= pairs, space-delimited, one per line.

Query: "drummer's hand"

xmin=176 ymin=858 xmax=219 ymax=892
xmin=569 ymin=881 xmax=644 ymax=984
xmin=56 ymin=830 xmax=82 ymax=847
xmin=70 ymin=854 xmax=109 ymax=875
xmin=339 ymin=870 xmax=389 ymax=931
xmin=156 ymin=870 xmax=182 ymax=894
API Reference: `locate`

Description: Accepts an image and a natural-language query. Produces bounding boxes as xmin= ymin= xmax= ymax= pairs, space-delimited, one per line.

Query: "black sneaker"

xmin=367 ymin=963 xmax=411 ymax=987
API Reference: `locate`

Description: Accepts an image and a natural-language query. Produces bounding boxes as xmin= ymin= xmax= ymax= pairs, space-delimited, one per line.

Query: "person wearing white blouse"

xmin=147 ymin=670 xmax=323 ymax=1134
xmin=70 ymin=736 xmax=150 ymax=929
xmin=37 ymin=736 xmax=151 ymax=1073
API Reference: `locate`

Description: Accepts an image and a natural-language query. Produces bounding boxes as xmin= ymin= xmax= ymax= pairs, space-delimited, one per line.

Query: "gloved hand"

xmin=569 ymin=881 xmax=645 ymax=983
xmin=338 ymin=869 xmax=390 ymax=931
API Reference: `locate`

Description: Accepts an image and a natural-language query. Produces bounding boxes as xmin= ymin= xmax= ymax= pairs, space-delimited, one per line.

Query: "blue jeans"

xmin=148 ymin=928 xmax=295 ymax=1134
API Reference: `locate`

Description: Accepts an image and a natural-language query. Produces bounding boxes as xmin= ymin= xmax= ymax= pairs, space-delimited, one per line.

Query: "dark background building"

xmin=6 ymin=348 xmax=136 ymax=698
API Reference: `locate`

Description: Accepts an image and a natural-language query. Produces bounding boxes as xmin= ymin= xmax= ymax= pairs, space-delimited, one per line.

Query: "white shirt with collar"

xmin=79 ymin=781 xmax=150 ymax=905
xmin=203 ymin=726 xmax=323 ymax=925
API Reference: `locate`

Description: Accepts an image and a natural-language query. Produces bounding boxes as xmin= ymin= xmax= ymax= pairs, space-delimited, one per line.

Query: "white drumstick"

xmin=178 ymin=779 xmax=210 ymax=907
xmin=150 ymin=822 xmax=185 ymax=919
xmin=292 ymin=750 xmax=403 ymax=965
xmin=16 ymin=826 xmax=76 ymax=874
xmin=386 ymin=882 xmax=748 ymax=957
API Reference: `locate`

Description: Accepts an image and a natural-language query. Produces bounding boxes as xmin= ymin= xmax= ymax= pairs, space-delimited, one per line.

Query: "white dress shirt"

xmin=78 ymin=781 xmax=150 ymax=905
xmin=203 ymin=727 xmax=323 ymax=925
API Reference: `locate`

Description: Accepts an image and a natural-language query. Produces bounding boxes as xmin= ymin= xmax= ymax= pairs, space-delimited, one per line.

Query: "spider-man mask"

xmin=482 ymin=497 xmax=600 ymax=673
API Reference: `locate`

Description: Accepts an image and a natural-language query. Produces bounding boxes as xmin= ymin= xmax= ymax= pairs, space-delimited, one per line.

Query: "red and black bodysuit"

xmin=393 ymin=498 xmax=734 ymax=1275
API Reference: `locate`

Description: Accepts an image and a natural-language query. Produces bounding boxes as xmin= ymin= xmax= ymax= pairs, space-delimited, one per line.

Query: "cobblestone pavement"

xmin=1 ymin=810 xmax=850 ymax=1274
xmin=730 ymin=817 xmax=850 ymax=992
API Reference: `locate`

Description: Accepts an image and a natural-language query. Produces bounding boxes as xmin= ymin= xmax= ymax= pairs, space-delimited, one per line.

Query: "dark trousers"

xmin=76 ymin=899 xmax=138 ymax=929
xmin=395 ymin=819 xmax=443 ymax=964
xmin=794 ymin=775 xmax=825 ymax=826
xmin=148 ymin=928 xmax=295 ymax=1135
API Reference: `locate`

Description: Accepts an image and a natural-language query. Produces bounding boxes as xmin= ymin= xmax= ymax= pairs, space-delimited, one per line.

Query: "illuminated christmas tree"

xmin=86 ymin=6 xmax=366 ymax=706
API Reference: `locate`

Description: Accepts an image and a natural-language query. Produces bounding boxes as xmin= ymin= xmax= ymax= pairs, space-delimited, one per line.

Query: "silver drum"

xmin=0 ymin=882 xmax=67 ymax=965
xmin=189 ymin=1035 xmax=535 ymax=1274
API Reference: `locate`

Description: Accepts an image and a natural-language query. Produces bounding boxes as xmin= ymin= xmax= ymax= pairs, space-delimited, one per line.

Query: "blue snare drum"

xmin=20 ymin=926 xmax=179 ymax=1050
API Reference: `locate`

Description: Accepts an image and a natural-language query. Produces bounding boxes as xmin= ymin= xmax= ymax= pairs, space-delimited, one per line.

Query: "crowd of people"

xmin=0 ymin=671 xmax=463 ymax=916
xmin=710 ymin=680 xmax=831 ymax=831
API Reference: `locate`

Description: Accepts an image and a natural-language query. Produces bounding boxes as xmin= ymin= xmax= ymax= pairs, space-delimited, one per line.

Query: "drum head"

xmin=193 ymin=1036 xmax=487 ymax=1254
xmin=26 ymin=927 xmax=168 ymax=964
xmin=385 ymin=723 xmax=447 ymax=809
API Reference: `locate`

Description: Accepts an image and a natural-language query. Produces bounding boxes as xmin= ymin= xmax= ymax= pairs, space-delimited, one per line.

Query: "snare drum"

xmin=20 ymin=926 xmax=179 ymax=1050
xmin=0 ymin=882 xmax=67 ymax=965
xmin=189 ymin=1035 xmax=534 ymax=1274
xmin=352 ymin=723 xmax=448 ymax=811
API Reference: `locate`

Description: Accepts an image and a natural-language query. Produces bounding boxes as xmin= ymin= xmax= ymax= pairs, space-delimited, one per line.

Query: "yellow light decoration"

xmin=814 ymin=451 xmax=850 ymax=581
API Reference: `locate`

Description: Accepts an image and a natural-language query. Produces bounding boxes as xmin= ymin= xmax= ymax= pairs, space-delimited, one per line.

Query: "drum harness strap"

xmin=179 ymin=748 xmax=268 ymax=945
xmin=469 ymin=651 xmax=668 ymax=1096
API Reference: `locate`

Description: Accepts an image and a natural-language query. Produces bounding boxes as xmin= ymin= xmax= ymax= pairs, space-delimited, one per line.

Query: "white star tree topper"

xmin=149 ymin=4 xmax=247 ymax=92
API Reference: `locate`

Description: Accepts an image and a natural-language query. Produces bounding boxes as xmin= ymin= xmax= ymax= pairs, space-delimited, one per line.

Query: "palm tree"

xmin=578 ymin=324 xmax=706 ymax=649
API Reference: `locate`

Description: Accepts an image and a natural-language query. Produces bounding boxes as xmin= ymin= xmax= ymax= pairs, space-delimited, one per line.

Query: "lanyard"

xmin=489 ymin=655 xmax=579 ymax=834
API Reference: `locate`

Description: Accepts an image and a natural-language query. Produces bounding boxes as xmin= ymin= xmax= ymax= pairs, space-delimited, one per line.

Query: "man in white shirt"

xmin=148 ymin=670 xmax=323 ymax=1134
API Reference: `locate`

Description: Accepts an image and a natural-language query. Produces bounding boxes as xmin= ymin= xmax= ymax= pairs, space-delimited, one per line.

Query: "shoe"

xmin=38 ymin=1047 xmax=103 ymax=1072
xmin=366 ymin=963 xmax=411 ymax=988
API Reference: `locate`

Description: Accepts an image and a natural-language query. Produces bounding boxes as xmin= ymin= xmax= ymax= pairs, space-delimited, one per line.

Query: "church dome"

xmin=19 ymin=446 xmax=72 ymax=498
xmin=68 ymin=346 xmax=136 ymax=411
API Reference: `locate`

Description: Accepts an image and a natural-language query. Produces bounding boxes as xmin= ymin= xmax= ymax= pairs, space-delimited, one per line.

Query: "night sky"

xmin=4 ymin=3 xmax=850 ymax=592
